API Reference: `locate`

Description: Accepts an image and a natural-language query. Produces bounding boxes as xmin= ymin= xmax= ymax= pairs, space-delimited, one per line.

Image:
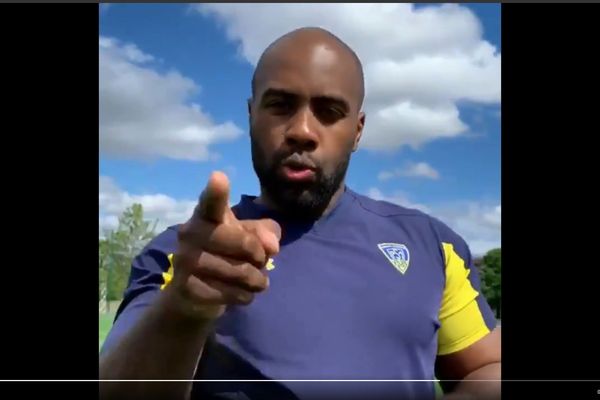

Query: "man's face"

xmin=249 ymin=41 xmax=364 ymax=220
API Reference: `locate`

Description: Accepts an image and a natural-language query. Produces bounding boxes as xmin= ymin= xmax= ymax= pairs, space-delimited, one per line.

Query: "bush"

xmin=480 ymin=248 xmax=501 ymax=318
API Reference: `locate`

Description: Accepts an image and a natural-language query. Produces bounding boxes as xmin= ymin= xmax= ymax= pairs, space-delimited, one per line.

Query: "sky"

xmin=99 ymin=3 xmax=501 ymax=256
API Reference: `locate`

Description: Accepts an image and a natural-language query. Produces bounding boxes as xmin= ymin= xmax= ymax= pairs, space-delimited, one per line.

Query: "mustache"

xmin=274 ymin=152 xmax=319 ymax=171
xmin=280 ymin=153 xmax=317 ymax=170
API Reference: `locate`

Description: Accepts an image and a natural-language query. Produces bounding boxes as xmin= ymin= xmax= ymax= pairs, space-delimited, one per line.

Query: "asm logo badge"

xmin=377 ymin=243 xmax=410 ymax=274
xmin=161 ymin=253 xmax=175 ymax=290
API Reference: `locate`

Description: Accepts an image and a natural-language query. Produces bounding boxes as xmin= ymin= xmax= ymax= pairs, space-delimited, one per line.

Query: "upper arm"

xmin=436 ymin=241 xmax=497 ymax=357
xmin=100 ymin=227 xmax=178 ymax=356
xmin=436 ymin=327 xmax=501 ymax=384
xmin=432 ymin=221 xmax=500 ymax=382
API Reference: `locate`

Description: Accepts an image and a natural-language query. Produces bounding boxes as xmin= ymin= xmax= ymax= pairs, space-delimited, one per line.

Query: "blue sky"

xmin=99 ymin=3 xmax=501 ymax=256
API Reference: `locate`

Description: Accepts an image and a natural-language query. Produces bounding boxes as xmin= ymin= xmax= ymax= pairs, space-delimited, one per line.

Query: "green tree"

xmin=99 ymin=204 xmax=158 ymax=305
xmin=480 ymin=248 xmax=501 ymax=318
xmin=99 ymin=238 xmax=109 ymax=303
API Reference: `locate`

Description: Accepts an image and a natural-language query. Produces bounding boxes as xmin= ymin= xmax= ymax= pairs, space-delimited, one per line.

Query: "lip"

xmin=278 ymin=155 xmax=318 ymax=182
xmin=281 ymin=157 xmax=317 ymax=171
xmin=280 ymin=165 xmax=316 ymax=181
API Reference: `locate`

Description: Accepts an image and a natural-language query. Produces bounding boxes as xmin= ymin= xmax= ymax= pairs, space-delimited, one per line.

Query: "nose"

xmin=283 ymin=106 xmax=319 ymax=151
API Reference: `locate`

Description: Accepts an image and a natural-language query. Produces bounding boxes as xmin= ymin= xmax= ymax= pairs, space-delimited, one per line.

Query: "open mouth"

xmin=280 ymin=159 xmax=317 ymax=182
xmin=281 ymin=165 xmax=315 ymax=181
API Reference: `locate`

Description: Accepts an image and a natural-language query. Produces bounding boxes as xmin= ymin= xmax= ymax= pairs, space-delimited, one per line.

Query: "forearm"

xmin=99 ymin=288 xmax=214 ymax=400
xmin=444 ymin=362 xmax=501 ymax=400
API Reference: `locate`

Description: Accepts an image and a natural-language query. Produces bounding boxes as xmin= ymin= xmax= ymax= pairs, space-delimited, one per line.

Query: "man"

xmin=100 ymin=27 xmax=501 ymax=400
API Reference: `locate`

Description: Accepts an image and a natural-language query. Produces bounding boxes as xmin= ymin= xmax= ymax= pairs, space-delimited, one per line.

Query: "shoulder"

xmin=126 ymin=225 xmax=181 ymax=286
xmin=348 ymin=189 xmax=431 ymax=219
xmin=347 ymin=189 xmax=444 ymax=238
xmin=347 ymin=189 xmax=471 ymax=261
xmin=113 ymin=225 xmax=180 ymax=319
xmin=130 ymin=224 xmax=180 ymax=268
xmin=143 ymin=224 xmax=180 ymax=253
xmin=427 ymin=215 xmax=472 ymax=264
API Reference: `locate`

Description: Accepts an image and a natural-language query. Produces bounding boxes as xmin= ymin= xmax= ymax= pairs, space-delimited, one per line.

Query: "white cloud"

xmin=224 ymin=165 xmax=237 ymax=177
xmin=365 ymin=187 xmax=500 ymax=256
xmin=100 ymin=36 xmax=242 ymax=161
xmin=406 ymin=162 xmax=440 ymax=179
xmin=377 ymin=171 xmax=395 ymax=181
xmin=366 ymin=188 xmax=431 ymax=214
xmin=99 ymin=176 xmax=197 ymax=236
xmin=193 ymin=3 xmax=500 ymax=152
xmin=432 ymin=201 xmax=501 ymax=256
xmin=483 ymin=205 xmax=501 ymax=228
xmin=378 ymin=161 xmax=440 ymax=181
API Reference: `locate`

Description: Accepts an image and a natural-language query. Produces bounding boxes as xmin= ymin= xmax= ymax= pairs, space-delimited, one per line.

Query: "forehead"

xmin=255 ymin=43 xmax=361 ymax=105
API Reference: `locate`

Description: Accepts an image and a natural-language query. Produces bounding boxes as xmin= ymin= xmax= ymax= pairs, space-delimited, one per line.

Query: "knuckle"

xmin=182 ymin=251 xmax=206 ymax=272
xmin=236 ymin=291 xmax=254 ymax=305
xmin=245 ymin=268 xmax=265 ymax=290
xmin=177 ymin=224 xmax=191 ymax=242
xmin=240 ymin=234 xmax=256 ymax=253
xmin=173 ymin=252 xmax=192 ymax=272
xmin=255 ymin=274 xmax=268 ymax=290
xmin=242 ymin=235 xmax=264 ymax=264
xmin=195 ymin=252 xmax=211 ymax=270
xmin=193 ymin=278 xmax=219 ymax=304
xmin=178 ymin=219 xmax=211 ymax=244
xmin=237 ymin=263 xmax=251 ymax=278
xmin=177 ymin=275 xmax=203 ymax=302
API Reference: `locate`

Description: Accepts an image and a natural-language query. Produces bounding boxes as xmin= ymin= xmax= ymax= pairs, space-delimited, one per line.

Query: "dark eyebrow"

xmin=260 ymin=88 xmax=351 ymax=113
xmin=260 ymin=88 xmax=298 ymax=102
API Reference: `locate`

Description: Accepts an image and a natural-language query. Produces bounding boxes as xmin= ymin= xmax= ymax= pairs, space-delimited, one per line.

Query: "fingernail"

xmin=269 ymin=232 xmax=280 ymax=249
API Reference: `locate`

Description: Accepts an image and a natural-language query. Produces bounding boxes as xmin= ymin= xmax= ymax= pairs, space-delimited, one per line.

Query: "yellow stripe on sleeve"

xmin=160 ymin=253 xmax=174 ymax=290
xmin=437 ymin=242 xmax=490 ymax=355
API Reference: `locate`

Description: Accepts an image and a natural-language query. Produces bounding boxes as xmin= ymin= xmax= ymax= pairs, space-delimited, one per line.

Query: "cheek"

xmin=252 ymin=116 xmax=286 ymax=151
xmin=318 ymin=126 xmax=355 ymax=169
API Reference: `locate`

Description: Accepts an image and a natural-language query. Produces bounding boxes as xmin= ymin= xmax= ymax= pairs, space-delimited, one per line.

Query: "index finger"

xmin=193 ymin=171 xmax=231 ymax=224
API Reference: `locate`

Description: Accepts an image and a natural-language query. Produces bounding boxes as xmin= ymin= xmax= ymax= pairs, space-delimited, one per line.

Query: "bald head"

xmin=251 ymin=27 xmax=365 ymax=109
xmin=247 ymin=27 xmax=366 ymax=220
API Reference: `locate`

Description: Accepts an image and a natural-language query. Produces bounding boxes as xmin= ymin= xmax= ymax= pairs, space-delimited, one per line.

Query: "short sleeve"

xmin=432 ymin=219 xmax=498 ymax=356
xmin=100 ymin=226 xmax=178 ymax=356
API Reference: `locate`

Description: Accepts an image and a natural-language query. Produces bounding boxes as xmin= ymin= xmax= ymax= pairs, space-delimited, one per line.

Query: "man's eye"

xmin=267 ymin=100 xmax=293 ymax=114
xmin=328 ymin=107 xmax=345 ymax=117
xmin=316 ymin=107 xmax=345 ymax=123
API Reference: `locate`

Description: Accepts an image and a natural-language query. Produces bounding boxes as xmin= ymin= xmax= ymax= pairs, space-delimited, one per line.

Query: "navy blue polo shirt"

xmin=102 ymin=187 xmax=497 ymax=400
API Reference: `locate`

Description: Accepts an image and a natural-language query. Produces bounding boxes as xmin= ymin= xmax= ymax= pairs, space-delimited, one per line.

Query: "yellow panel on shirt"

xmin=437 ymin=242 xmax=491 ymax=356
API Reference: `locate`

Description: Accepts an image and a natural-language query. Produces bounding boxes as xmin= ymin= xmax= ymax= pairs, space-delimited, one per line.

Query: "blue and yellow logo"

xmin=161 ymin=254 xmax=275 ymax=290
xmin=161 ymin=253 xmax=174 ymax=290
xmin=377 ymin=243 xmax=410 ymax=274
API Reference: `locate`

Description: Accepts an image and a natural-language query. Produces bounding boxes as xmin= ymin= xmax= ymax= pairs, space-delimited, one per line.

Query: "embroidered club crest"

xmin=377 ymin=243 xmax=410 ymax=274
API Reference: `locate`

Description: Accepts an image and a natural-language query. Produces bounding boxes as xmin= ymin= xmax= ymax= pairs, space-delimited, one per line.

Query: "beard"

xmin=250 ymin=132 xmax=350 ymax=221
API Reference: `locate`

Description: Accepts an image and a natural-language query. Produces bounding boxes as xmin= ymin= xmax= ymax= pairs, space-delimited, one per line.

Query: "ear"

xmin=247 ymin=98 xmax=253 ymax=133
xmin=352 ymin=111 xmax=365 ymax=152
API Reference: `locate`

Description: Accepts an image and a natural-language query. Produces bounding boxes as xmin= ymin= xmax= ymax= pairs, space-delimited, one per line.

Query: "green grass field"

xmin=98 ymin=312 xmax=443 ymax=397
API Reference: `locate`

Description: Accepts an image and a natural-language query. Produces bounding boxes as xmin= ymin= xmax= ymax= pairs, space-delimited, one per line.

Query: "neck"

xmin=256 ymin=182 xmax=346 ymax=220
